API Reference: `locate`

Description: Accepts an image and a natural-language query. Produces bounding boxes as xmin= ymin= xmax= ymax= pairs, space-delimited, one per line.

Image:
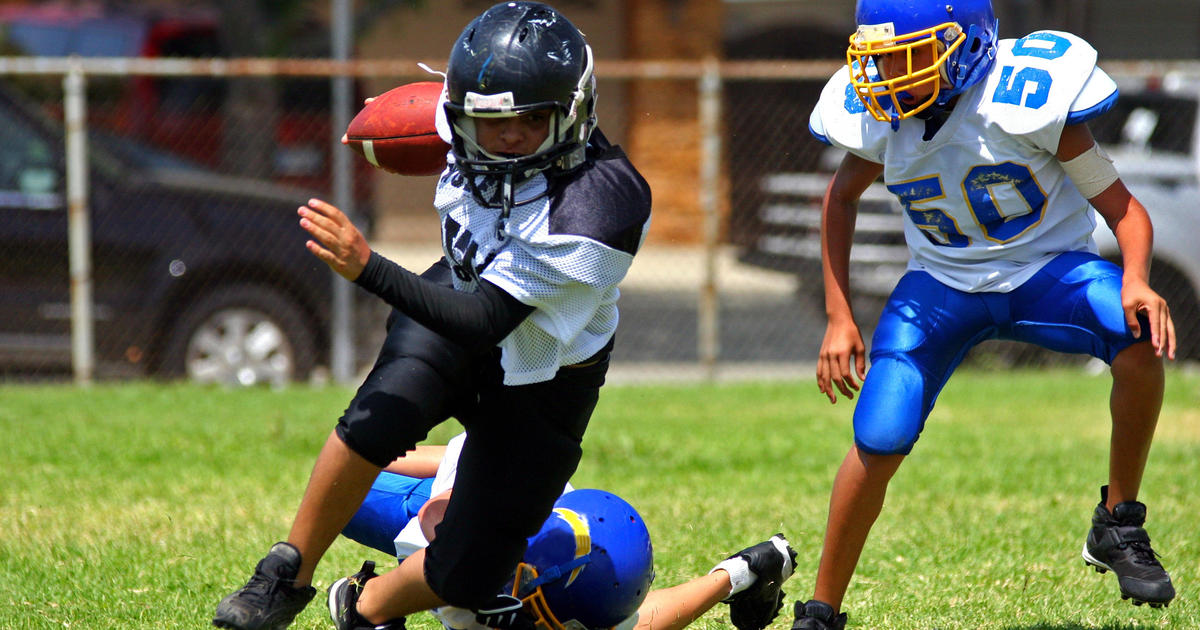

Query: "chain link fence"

xmin=1 ymin=57 xmax=1198 ymax=386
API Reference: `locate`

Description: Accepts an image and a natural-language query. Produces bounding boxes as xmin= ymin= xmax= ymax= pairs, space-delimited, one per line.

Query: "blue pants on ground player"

xmin=341 ymin=472 xmax=434 ymax=557
xmin=855 ymin=251 xmax=1149 ymax=456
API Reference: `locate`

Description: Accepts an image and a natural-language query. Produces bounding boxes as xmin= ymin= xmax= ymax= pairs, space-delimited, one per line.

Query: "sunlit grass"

xmin=1 ymin=368 xmax=1197 ymax=629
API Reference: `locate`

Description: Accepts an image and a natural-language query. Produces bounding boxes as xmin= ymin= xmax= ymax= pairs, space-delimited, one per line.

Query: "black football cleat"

xmin=213 ymin=542 xmax=317 ymax=630
xmin=327 ymin=560 xmax=406 ymax=630
xmin=791 ymin=600 xmax=846 ymax=630
xmin=1082 ymin=485 xmax=1175 ymax=608
xmin=724 ymin=534 xmax=798 ymax=630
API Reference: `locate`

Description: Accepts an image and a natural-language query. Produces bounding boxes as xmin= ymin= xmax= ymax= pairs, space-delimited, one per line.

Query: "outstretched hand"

xmin=299 ymin=198 xmax=370 ymax=282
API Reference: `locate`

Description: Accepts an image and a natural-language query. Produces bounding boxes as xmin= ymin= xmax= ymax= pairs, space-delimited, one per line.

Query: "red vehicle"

xmin=0 ymin=4 xmax=370 ymax=197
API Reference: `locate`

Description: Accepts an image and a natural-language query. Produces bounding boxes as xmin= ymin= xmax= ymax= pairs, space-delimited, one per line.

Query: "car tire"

xmin=1150 ymin=262 xmax=1200 ymax=361
xmin=159 ymin=284 xmax=317 ymax=386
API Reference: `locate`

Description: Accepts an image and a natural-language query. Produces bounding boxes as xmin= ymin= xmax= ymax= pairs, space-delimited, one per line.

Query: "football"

xmin=345 ymin=81 xmax=450 ymax=176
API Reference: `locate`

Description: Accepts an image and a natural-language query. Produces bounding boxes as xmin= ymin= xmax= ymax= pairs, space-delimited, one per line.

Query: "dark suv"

xmin=0 ymin=81 xmax=338 ymax=385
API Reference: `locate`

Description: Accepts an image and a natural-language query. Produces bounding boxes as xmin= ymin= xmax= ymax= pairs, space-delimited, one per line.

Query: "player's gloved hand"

xmin=475 ymin=594 xmax=536 ymax=630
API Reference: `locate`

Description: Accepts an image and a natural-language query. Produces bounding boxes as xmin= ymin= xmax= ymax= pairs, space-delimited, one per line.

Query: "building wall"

xmin=624 ymin=0 xmax=725 ymax=245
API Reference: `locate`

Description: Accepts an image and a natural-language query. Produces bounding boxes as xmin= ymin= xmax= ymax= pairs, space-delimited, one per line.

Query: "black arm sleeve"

xmin=354 ymin=251 xmax=534 ymax=351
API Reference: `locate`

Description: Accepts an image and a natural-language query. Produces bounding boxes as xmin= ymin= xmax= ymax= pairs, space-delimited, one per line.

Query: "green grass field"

xmin=1 ymin=368 xmax=1197 ymax=629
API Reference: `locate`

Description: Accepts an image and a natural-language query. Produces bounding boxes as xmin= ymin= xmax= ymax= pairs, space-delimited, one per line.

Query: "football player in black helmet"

xmin=213 ymin=3 xmax=652 ymax=630
xmin=443 ymin=0 xmax=596 ymax=183
xmin=441 ymin=0 xmax=602 ymax=240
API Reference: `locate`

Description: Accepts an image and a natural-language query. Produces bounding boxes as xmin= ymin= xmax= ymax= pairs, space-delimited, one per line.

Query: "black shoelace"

xmin=241 ymin=570 xmax=294 ymax=607
xmin=1117 ymin=531 xmax=1164 ymax=567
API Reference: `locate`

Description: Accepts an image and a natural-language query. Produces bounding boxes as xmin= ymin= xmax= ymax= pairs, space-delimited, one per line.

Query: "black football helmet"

xmin=444 ymin=1 xmax=596 ymax=192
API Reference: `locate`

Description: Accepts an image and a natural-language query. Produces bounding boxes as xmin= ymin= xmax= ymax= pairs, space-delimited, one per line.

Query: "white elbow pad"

xmin=1060 ymin=143 xmax=1120 ymax=199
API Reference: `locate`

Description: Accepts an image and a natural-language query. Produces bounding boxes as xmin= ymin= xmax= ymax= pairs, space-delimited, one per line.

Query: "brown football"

xmin=345 ymin=81 xmax=450 ymax=176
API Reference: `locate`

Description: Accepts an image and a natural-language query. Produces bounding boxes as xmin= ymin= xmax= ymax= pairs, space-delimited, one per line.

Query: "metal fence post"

xmin=64 ymin=63 xmax=93 ymax=385
xmin=697 ymin=57 xmax=722 ymax=380
xmin=330 ymin=0 xmax=356 ymax=384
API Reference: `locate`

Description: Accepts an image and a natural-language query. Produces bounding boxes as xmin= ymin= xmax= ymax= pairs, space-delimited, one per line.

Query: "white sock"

xmin=710 ymin=557 xmax=756 ymax=596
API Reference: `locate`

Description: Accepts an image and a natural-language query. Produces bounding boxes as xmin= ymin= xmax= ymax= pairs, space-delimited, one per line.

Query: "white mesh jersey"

xmin=810 ymin=30 xmax=1120 ymax=292
xmin=432 ymin=139 xmax=651 ymax=385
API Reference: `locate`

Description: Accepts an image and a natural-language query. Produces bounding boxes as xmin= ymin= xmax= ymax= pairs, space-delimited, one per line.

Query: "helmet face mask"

xmin=509 ymin=562 xmax=571 ymax=630
xmin=848 ymin=0 xmax=998 ymax=129
xmin=444 ymin=1 xmax=597 ymax=205
xmin=848 ymin=21 xmax=963 ymax=123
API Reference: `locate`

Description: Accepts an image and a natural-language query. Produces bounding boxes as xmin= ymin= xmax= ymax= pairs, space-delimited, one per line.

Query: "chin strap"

xmin=495 ymin=172 xmax=515 ymax=241
xmin=518 ymin=554 xmax=593 ymax=596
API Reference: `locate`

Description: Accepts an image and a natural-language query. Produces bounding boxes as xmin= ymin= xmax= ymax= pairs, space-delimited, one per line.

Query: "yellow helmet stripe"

xmin=552 ymin=507 xmax=591 ymax=587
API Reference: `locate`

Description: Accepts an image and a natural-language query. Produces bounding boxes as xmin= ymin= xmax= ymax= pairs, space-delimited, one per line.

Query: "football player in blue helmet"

xmin=213 ymin=2 xmax=652 ymax=629
xmin=328 ymin=434 xmax=797 ymax=630
xmin=513 ymin=489 xmax=654 ymax=630
xmin=800 ymin=0 xmax=1177 ymax=627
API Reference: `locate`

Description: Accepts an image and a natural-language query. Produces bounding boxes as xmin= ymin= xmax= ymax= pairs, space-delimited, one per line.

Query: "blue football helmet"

xmin=847 ymin=0 xmax=998 ymax=127
xmin=512 ymin=490 xmax=654 ymax=630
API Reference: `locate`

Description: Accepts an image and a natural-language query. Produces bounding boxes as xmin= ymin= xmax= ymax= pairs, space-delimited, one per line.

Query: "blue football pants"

xmin=854 ymin=251 xmax=1148 ymax=455
xmin=341 ymin=472 xmax=435 ymax=557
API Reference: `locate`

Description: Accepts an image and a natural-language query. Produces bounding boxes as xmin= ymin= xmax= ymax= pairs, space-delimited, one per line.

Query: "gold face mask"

xmin=846 ymin=20 xmax=965 ymax=125
xmin=507 ymin=505 xmax=595 ymax=630
xmin=510 ymin=562 xmax=568 ymax=630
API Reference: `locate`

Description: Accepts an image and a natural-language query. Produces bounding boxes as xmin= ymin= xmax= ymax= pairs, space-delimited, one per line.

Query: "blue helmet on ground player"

xmin=444 ymin=1 xmax=597 ymax=191
xmin=511 ymin=489 xmax=654 ymax=630
xmin=847 ymin=0 xmax=998 ymax=126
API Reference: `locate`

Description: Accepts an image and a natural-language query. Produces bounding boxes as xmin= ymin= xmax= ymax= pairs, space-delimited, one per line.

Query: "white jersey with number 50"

xmin=810 ymin=30 xmax=1120 ymax=293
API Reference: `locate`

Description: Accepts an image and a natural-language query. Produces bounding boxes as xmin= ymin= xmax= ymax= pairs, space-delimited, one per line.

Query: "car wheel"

xmin=1150 ymin=262 xmax=1200 ymax=361
xmin=159 ymin=284 xmax=317 ymax=386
